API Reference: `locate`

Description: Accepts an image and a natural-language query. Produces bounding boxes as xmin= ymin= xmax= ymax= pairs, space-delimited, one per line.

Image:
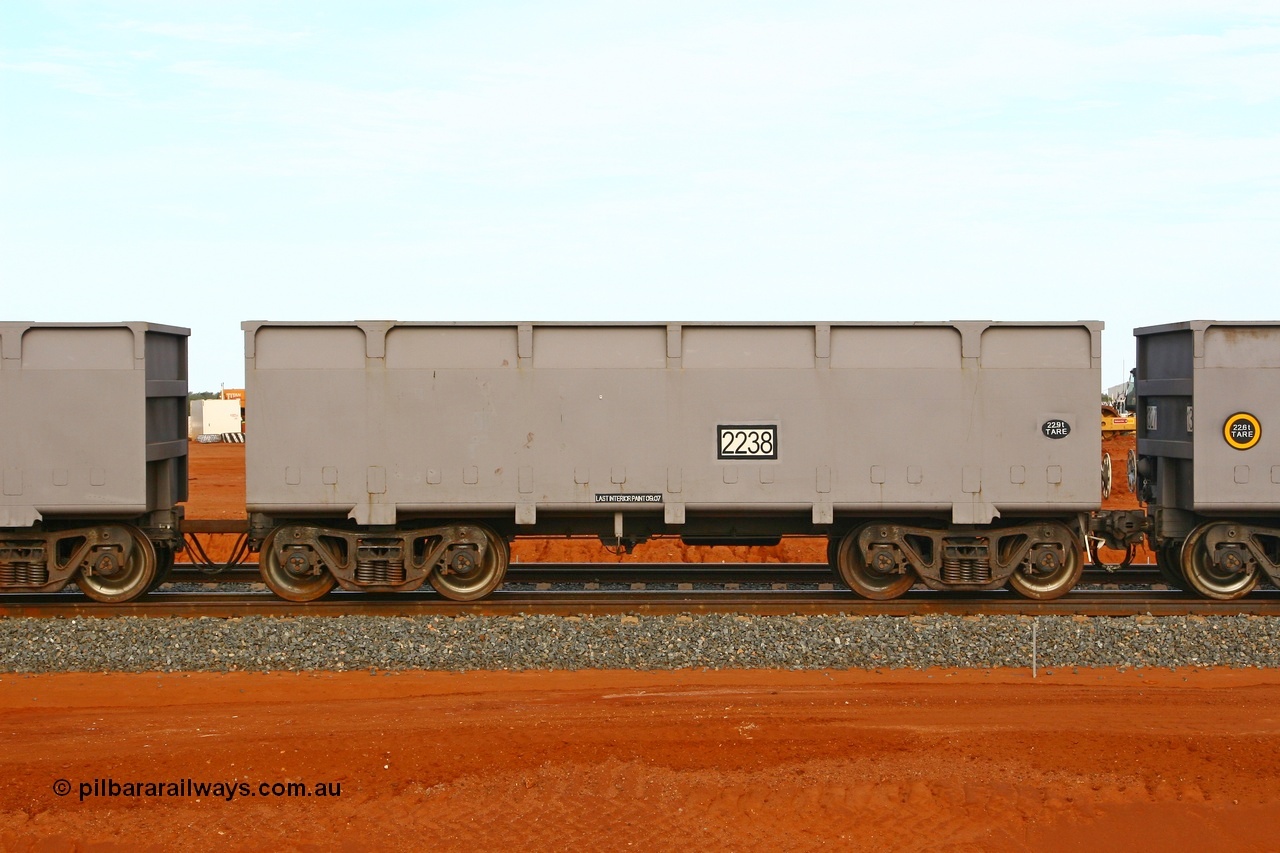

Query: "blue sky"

xmin=3 ymin=1 xmax=1278 ymax=391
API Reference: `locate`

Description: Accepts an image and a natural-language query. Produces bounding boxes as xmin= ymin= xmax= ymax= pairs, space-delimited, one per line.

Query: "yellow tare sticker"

xmin=1224 ymin=413 xmax=1261 ymax=450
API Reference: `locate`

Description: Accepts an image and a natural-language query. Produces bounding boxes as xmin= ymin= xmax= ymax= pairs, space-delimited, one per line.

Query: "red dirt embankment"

xmin=4 ymin=668 xmax=1280 ymax=852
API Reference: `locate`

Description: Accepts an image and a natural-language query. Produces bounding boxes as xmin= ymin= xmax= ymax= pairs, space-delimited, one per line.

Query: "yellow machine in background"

xmin=1099 ymin=403 xmax=1136 ymax=503
xmin=1101 ymin=403 xmax=1135 ymax=437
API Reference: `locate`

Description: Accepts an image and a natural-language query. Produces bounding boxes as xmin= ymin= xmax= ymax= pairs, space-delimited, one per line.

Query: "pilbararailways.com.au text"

xmin=54 ymin=777 xmax=342 ymax=802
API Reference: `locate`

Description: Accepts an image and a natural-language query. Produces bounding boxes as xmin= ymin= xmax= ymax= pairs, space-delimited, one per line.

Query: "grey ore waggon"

xmin=1118 ymin=321 xmax=1280 ymax=600
xmin=0 ymin=322 xmax=188 ymax=601
xmin=243 ymin=321 xmax=1101 ymax=602
xmin=11 ymin=318 xmax=1274 ymax=605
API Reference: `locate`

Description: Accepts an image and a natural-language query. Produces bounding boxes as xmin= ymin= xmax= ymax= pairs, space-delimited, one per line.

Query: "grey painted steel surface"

xmin=1136 ymin=320 xmax=1280 ymax=514
xmin=0 ymin=322 xmax=190 ymax=528
xmin=244 ymin=321 xmax=1102 ymax=532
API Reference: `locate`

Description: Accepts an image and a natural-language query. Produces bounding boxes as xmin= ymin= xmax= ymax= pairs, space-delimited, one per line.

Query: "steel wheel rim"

xmin=1180 ymin=524 xmax=1258 ymax=600
xmin=429 ymin=526 xmax=509 ymax=601
xmin=146 ymin=545 xmax=176 ymax=592
xmin=260 ymin=527 xmax=336 ymax=602
xmin=1155 ymin=542 xmax=1186 ymax=590
xmin=834 ymin=527 xmax=915 ymax=600
xmin=76 ymin=525 xmax=156 ymax=603
xmin=1008 ymin=523 xmax=1082 ymax=600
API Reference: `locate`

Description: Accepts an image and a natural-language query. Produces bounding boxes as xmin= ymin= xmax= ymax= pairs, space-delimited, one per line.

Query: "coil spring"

xmin=0 ymin=561 xmax=49 ymax=587
xmin=354 ymin=542 xmax=406 ymax=585
xmin=355 ymin=559 xmax=405 ymax=585
xmin=941 ymin=557 xmax=991 ymax=585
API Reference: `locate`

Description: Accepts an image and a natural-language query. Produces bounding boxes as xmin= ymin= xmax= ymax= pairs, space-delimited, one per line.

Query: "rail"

xmin=6 ymin=587 xmax=1279 ymax=619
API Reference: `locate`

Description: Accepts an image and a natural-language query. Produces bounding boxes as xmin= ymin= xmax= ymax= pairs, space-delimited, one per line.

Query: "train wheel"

xmin=1154 ymin=542 xmax=1186 ymax=590
xmin=1180 ymin=524 xmax=1259 ymax=600
xmin=76 ymin=525 xmax=157 ymax=603
xmin=833 ymin=526 xmax=915 ymax=600
xmin=260 ymin=527 xmax=336 ymax=602
xmin=1008 ymin=524 xmax=1083 ymax=601
xmin=146 ymin=545 xmax=176 ymax=592
xmin=430 ymin=525 xmax=509 ymax=601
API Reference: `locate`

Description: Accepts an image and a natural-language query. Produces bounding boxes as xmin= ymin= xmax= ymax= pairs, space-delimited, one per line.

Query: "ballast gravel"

xmin=2 ymin=613 xmax=1280 ymax=672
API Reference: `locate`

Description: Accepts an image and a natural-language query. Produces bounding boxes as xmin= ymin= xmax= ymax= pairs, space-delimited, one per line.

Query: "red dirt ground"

xmin=8 ymin=434 xmax=1260 ymax=851
xmin=4 ymin=669 xmax=1280 ymax=851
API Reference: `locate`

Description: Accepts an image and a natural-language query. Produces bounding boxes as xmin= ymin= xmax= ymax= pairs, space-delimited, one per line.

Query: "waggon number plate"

xmin=718 ymin=425 xmax=778 ymax=460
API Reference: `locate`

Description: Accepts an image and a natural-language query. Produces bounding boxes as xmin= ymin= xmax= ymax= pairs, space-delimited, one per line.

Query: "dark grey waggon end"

xmin=1123 ymin=321 xmax=1280 ymax=599
xmin=0 ymin=322 xmax=189 ymax=601
xmin=243 ymin=321 xmax=1101 ymax=602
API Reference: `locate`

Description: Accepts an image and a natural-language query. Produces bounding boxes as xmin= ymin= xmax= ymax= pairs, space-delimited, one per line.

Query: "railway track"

xmin=166 ymin=561 xmax=1162 ymax=587
xmin=6 ymin=584 xmax=1279 ymax=618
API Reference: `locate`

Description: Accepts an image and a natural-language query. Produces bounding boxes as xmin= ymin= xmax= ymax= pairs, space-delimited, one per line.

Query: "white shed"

xmin=189 ymin=398 xmax=242 ymax=439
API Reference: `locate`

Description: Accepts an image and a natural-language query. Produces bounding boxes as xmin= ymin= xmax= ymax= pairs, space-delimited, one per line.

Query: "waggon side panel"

xmin=243 ymin=321 xmax=1101 ymax=528
xmin=1135 ymin=321 xmax=1280 ymax=514
xmin=1194 ymin=324 xmax=1280 ymax=511
xmin=0 ymin=322 xmax=190 ymax=528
